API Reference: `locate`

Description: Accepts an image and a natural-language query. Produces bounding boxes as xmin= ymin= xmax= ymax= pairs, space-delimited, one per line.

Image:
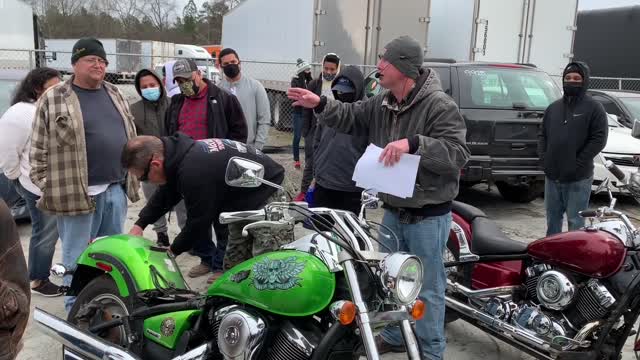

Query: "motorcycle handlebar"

xmin=219 ymin=209 xmax=266 ymax=224
xmin=605 ymin=161 xmax=627 ymax=182
xmin=579 ymin=209 xmax=599 ymax=218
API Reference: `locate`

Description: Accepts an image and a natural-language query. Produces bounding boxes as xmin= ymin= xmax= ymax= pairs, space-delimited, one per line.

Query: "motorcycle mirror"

xmin=50 ymin=263 xmax=68 ymax=277
xmin=225 ymin=157 xmax=265 ymax=188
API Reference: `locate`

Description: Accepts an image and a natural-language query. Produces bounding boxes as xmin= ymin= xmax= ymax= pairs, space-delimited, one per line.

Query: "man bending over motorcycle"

xmin=124 ymin=133 xmax=293 ymax=284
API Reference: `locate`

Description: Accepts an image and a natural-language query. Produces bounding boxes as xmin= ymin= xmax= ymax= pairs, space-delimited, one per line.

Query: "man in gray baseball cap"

xmin=288 ymin=35 xmax=469 ymax=359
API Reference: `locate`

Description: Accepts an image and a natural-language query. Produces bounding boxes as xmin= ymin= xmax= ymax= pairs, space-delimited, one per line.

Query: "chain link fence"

xmin=0 ymin=48 xmax=378 ymax=130
xmin=590 ymin=77 xmax=640 ymax=92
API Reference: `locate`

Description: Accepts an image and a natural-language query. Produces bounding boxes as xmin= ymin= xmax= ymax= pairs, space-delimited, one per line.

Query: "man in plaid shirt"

xmin=30 ymin=38 xmax=139 ymax=312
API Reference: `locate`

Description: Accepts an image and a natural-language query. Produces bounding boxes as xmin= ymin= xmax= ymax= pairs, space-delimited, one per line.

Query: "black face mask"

xmin=304 ymin=71 xmax=313 ymax=81
xmin=563 ymin=82 xmax=583 ymax=97
xmin=223 ymin=64 xmax=241 ymax=79
xmin=333 ymin=91 xmax=356 ymax=103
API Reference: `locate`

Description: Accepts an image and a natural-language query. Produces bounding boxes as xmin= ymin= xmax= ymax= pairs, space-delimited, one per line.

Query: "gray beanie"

xmin=380 ymin=36 xmax=424 ymax=80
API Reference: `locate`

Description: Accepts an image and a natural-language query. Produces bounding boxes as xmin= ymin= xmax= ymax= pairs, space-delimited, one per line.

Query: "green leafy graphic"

xmin=252 ymin=257 xmax=305 ymax=290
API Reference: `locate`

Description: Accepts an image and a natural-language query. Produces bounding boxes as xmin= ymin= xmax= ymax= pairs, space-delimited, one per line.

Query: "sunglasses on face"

xmin=139 ymin=157 xmax=153 ymax=182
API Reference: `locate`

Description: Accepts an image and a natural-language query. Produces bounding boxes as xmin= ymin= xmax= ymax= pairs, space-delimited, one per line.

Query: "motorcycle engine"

xmin=208 ymin=305 xmax=318 ymax=360
xmin=525 ymin=265 xmax=617 ymax=329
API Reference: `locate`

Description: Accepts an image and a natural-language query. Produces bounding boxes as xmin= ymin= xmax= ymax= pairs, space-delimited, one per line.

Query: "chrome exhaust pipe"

xmin=34 ymin=308 xmax=141 ymax=360
xmin=34 ymin=308 xmax=210 ymax=360
xmin=447 ymin=279 xmax=521 ymax=299
xmin=446 ymin=296 xmax=552 ymax=351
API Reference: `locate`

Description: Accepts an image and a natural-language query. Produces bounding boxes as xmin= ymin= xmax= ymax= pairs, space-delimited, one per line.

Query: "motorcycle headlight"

xmin=380 ymin=253 xmax=423 ymax=305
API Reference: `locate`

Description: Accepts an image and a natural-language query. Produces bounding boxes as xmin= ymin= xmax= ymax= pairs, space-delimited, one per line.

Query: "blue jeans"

xmin=57 ymin=184 xmax=127 ymax=312
xmin=14 ymin=182 xmax=59 ymax=281
xmin=292 ymin=112 xmax=304 ymax=161
xmin=380 ymin=210 xmax=451 ymax=360
xmin=544 ymin=177 xmax=593 ymax=236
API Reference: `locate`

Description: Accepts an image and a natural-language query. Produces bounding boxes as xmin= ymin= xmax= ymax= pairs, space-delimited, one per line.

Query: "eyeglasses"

xmin=139 ymin=157 xmax=153 ymax=182
xmin=82 ymin=57 xmax=109 ymax=67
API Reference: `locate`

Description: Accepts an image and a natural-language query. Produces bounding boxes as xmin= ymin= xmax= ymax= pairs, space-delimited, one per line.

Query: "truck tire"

xmin=496 ymin=181 xmax=543 ymax=203
xmin=270 ymin=92 xmax=293 ymax=131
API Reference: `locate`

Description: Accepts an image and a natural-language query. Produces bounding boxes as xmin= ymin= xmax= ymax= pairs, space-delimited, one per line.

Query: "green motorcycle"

xmin=34 ymin=157 xmax=425 ymax=360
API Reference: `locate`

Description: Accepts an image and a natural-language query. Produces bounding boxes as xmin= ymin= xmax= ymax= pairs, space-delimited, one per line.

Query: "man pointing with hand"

xmin=288 ymin=35 xmax=469 ymax=359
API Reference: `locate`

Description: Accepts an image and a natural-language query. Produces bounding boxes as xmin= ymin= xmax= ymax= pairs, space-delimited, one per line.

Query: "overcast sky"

xmin=177 ymin=0 xmax=640 ymax=16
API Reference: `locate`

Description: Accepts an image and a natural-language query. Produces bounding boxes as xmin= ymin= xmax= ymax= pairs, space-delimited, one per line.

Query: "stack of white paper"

xmin=352 ymin=144 xmax=420 ymax=199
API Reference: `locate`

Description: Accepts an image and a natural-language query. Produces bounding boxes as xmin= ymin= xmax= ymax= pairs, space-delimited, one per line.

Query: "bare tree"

xmin=146 ymin=0 xmax=176 ymax=32
xmin=98 ymin=0 xmax=144 ymax=32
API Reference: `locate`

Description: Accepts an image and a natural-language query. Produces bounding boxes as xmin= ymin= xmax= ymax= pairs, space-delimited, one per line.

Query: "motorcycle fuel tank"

xmin=208 ymin=250 xmax=336 ymax=316
xmin=528 ymin=230 xmax=626 ymax=278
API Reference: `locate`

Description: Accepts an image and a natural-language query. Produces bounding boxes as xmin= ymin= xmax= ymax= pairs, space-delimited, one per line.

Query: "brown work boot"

xmin=375 ymin=335 xmax=406 ymax=354
xmin=188 ymin=263 xmax=211 ymax=278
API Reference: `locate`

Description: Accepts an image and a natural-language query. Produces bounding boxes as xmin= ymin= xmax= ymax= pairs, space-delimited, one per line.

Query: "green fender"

xmin=207 ymin=250 xmax=336 ymax=317
xmin=74 ymin=234 xmax=188 ymax=297
xmin=143 ymin=310 xmax=201 ymax=349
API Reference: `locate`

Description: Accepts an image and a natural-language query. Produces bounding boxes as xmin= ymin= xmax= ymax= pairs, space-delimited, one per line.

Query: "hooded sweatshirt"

xmin=130 ymin=69 xmax=169 ymax=137
xmin=302 ymin=54 xmax=341 ymax=137
xmin=313 ymin=66 xmax=369 ymax=192
xmin=135 ymin=133 xmax=284 ymax=255
xmin=315 ymin=68 xmax=470 ymax=210
xmin=538 ymin=62 xmax=608 ymax=182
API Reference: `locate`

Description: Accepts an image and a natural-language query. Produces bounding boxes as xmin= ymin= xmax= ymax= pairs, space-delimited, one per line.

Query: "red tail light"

xmin=634 ymin=338 xmax=640 ymax=351
xmin=96 ymin=262 xmax=112 ymax=272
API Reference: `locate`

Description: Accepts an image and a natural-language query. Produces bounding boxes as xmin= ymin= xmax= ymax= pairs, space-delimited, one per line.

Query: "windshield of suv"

xmin=620 ymin=97 xmax=640 ymax=120
xmin=459 ymin=66 xmax=561 ymax=110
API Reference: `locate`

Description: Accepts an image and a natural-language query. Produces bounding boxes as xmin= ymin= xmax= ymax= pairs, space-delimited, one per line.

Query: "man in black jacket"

xmin=294 ymin=53 xmax=341 ymax=201
xmin=165 ymin=59 xmax=248 ymax=278
xmin=290 ymin=58 xmax=313 ymax=169
xmin=125 ymin=134 xmax=290 ymax=283
xmin=538 ymin=61 xmax=608 ymax=235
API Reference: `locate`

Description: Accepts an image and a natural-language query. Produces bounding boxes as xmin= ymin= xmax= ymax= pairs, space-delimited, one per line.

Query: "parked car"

xmin=0 ymin=78 xmax=30 ymax=221
xmin=588 ymin=89 xmax=640 ymax=129
xmin=593 ymin=114 xmax=640 ymax=191
xmin=365 ymin=60 xmax=562 ymax=203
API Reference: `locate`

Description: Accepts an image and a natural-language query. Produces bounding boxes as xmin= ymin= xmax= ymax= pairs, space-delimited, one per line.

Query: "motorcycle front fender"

xmin=70 ymin=234 xmax=188 ymax=298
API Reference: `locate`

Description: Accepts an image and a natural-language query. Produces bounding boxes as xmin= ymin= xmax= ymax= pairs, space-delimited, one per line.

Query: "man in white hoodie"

xmin=0 ymin=67 xmax=62 ymax=297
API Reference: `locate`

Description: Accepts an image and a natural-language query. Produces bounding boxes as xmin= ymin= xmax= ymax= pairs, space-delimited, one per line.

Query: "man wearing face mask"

xmin=294 ymin=53 xmax=341 ymax=201
xmin=538 ymin=61 xmax=608 ymax=235
xmin=165 ymin=58 xmax=247 ymax=279
xmin=130 ymin=68 xmax=171 ymax=247
xmin=219 ymin=48 xmax=271 ymax=150
xmin=312 ymin=66 xmax=368 ymax=214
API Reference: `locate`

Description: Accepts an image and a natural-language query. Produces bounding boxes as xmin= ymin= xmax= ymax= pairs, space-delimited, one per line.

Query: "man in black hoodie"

xmin=538 ymin=61 xmax=608 ymax=235
xmin=293 ymin=53 xmax=341 ymax=201
xmin=311 ymin=66 xmax=368 ymax=214
xmin=130 ymin=69 xmax=170 ymax=247
xmin=124 ymin=134 xmax=289 ymax=282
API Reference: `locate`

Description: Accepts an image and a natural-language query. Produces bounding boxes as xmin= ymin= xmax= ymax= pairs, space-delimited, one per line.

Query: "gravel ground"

xmin=17 ymin=129 xmax=640 ymax=359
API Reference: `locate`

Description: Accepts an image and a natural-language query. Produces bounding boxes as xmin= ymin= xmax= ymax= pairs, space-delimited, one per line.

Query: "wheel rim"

xmin=89 ymin=294 xmax=130 ymax=346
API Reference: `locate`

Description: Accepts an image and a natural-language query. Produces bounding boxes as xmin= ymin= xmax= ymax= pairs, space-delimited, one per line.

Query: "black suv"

xmin=364 ymin=60 xmax=562 ymax=203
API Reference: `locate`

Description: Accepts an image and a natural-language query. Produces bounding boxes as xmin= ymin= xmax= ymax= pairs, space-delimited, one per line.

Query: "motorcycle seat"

xmin=470 ymin=217 xmax=528 ymax=255
xmin=452 ymin=201 xmax=487 ymax=223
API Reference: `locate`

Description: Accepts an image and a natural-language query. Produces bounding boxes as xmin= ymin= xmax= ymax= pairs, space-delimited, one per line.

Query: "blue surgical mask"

xmin=141 ymin=87 xmax=161 ymax=102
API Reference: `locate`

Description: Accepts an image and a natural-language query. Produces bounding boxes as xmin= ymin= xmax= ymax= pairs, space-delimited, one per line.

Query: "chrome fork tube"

xmin=399 ymin=319 xmax=422 ymax=359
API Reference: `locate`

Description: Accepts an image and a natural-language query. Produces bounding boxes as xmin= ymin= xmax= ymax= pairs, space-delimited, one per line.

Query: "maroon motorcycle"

xmin=445 ymin=157 xmax=640 ymax=360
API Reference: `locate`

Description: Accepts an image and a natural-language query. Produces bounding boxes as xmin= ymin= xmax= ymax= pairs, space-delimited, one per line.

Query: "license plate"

xmin=63 ymin=346 xmax=88 ymax=360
